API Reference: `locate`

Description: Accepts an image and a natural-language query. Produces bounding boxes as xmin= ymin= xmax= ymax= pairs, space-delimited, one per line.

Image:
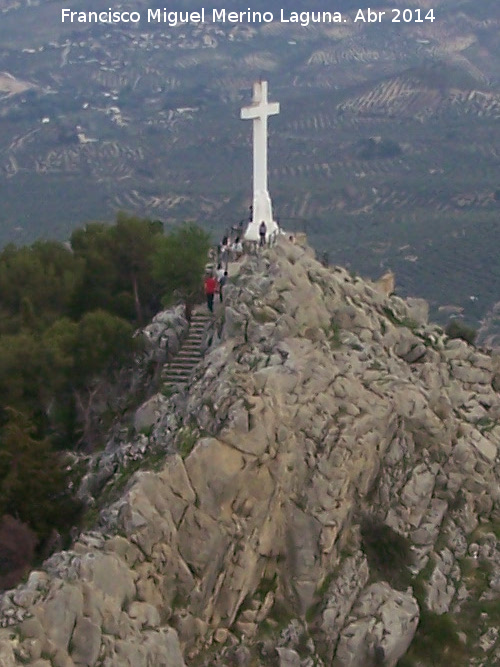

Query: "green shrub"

xmin=0 ymin=411 xmax=82 ymax=541
xmin=326 ymin=318 xmax=341 ymax=348
xmin=382 ymin=307 xmax=418 ymax=330
xmin=176 ymin=426 xmax=198 ymax=459
xmin=445 ymin=320 xmax=477 ymax=345
xmin=399 ymin=609 xmax=465 ymax=667
xmin=361 ymin=518 xmax=413 ymax=589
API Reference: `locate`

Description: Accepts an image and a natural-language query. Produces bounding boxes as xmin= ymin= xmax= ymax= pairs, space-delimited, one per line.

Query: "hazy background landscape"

xmin=0 ymin=0 xmax=499 ymax=334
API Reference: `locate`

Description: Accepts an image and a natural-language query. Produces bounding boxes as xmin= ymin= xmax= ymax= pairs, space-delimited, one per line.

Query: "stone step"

xmin=169 ymin=364 xmax=196 ymax=373
xmin=166 ymin=359 xmax=197 ymax=367
xmin=163 ymin=377 xmax=190 ymax=384
xmin=167 ymin=360 xmax=193 ymax=366
xmin=176 ymin=355 xmax=201 ymax=362
xmin=160 ymin=311 xmax=210 ymax=389
xmin=164 ymin=355 xmax=200 ymax=367
xmin=165 ymin=360 xmax=194 ymax=368
xmin=170 ymin=362 xmax=199 ymax=370
xmin=176 ymin=349 xmax=202 ymax=357
xmin=163 ymin=375 xmax=191 ymax=383
xmin=178 ymin=353 xmax=201 ymax=360
xmin=163 ymin=366 xmax=192 ymax=373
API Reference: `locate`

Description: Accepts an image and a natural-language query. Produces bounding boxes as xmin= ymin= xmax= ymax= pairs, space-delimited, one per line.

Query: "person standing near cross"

xmin=241 ymin=81 xmax=280 ymax=243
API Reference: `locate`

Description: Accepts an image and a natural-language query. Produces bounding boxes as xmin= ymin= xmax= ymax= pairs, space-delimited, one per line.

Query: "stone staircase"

xmin=162 ymin=309 xmax=211 ymax=390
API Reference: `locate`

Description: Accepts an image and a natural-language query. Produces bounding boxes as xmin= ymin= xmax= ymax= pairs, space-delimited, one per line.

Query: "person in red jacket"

xmin=204 ymin=274 xmax=217 ymax=313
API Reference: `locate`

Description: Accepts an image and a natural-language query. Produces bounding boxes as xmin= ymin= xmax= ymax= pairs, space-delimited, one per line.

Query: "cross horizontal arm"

xmin=241 ymin=102 xmax=280 ymax=120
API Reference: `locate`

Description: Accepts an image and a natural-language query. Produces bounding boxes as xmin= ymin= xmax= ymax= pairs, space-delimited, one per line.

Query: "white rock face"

xmin=1 ymin=237 xmax=500 ymax=665
xmin=334 ymin=583 xmax=419 ymax=667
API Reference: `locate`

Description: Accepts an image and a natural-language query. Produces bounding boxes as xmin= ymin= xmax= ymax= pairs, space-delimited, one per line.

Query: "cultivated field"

xmin=0 ymin=0 xmax=499 ymax=327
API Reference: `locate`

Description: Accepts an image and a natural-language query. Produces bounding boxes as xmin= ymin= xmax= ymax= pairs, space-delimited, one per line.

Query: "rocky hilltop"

xmin=1 ymin=237 xmax=500 ymax=667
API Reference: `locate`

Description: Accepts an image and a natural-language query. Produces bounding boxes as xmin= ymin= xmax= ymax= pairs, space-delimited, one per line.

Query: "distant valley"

xmin=0 ymin=0 xmax=499 ymax=331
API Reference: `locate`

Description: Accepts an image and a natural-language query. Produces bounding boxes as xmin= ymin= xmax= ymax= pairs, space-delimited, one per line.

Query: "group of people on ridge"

xmin=205 ymin=219 xmax=270 ymax=313
xmin=219 ymin=234 xmax=243 ymax=263
xmin=217 ymin=219 xmax=269 ymax=264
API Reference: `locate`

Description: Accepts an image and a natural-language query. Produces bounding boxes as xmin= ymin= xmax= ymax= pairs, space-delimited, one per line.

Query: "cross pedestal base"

xmin=245 ymin=218 xmax=279 ymax=242
xmin=244 ymin=189 xmax=279 ymax=241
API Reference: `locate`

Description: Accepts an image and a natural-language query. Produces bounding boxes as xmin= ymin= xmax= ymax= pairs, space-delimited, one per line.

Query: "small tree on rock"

xmin=152 ymin=223 xmax=210 ymax=319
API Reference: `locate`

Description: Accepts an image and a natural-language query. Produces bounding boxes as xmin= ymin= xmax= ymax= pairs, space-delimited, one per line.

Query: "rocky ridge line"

xmin=0 ymin=237 xmax=499 ymax=666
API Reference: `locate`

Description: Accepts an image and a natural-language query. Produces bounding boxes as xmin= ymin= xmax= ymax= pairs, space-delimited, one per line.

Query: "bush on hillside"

xmin=0 ymin=515 xmax=38 ymax=590
xmin=361 ymin=517 xmax=414 ymax=589
xmin=445 ymin=320 xmax=477 ymax=345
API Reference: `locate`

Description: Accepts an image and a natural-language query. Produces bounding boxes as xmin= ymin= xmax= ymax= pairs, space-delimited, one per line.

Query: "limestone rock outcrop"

xmin=1 ymin=238 xmax=500 ymax=666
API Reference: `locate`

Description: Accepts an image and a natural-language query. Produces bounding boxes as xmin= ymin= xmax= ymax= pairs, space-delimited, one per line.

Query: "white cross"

xmin=241 ymin=81 xmax=280 ymax=241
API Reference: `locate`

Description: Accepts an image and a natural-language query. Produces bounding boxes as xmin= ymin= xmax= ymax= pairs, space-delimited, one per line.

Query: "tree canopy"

xmin=70 ymin=213 xmax=165 ymax=323
xmin=0 ymin=213 xmax=211 ymax=574
xmin=152 ymin=222 xmax=211 ymax=310
xmin=0 ymin=410 xmax=80 ymax=541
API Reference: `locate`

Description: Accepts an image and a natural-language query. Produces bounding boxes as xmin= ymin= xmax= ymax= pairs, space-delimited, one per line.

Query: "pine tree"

xmin=152 ymin=223 xmax=210 ymax=315
xmin=0 ymin=410 xmax=81 ymax=541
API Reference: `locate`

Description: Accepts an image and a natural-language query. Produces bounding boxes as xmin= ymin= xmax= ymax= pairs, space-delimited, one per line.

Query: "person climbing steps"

xmin=204 ymin=273 xmax=217 ymax=313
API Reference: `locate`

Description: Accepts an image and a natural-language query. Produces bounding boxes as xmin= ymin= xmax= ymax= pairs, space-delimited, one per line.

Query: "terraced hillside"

xmin=0 ymin=0 xmax=499 ymax=325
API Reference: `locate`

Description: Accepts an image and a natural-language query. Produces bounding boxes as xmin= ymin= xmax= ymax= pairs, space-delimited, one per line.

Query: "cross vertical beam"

xmin=241 ymin=81 xmax=280 ymax=242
